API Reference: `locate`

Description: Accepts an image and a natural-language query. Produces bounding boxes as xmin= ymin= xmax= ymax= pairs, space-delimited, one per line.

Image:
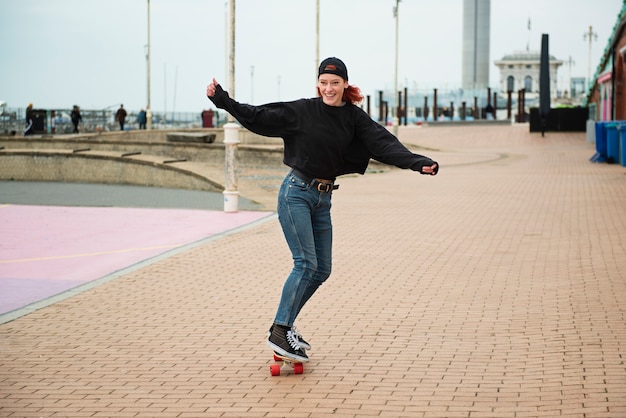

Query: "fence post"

xmin=50 ymin=110 xmax=56 ymax=134
xmin=223 ymin=122 xmax=240 ymax=212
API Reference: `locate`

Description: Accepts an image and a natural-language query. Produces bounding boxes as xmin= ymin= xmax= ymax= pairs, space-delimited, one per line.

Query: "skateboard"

xmin=270 ymin=353 xmax=304 ymax=376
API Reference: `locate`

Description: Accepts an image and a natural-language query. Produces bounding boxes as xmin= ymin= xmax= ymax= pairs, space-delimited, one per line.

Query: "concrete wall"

xmin=0 ymin=151 xmax=223 ymax=191
xmin=0 ymin=128 xmax=284 ymax=191
xmin=89 ymin=128 xmax=283 ymax=145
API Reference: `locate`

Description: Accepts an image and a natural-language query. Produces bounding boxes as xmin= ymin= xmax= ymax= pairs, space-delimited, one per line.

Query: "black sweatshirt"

xmin=209 ymin=84 xmax=438 ymax=180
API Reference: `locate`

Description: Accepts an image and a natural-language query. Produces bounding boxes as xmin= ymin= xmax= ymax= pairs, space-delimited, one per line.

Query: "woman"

xmin=206 ymin=57 xmax=438 ymax=362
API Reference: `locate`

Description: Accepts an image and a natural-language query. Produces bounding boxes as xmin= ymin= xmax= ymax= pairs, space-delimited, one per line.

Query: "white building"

xmin=493 ymin=50 xmax=563 ymax=98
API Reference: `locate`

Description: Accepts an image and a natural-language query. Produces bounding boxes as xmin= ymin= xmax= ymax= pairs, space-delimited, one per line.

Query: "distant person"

xmin=115 ymin=104 xmax=127 ymax=131
xmin=485 ymin=103 xmax=495 ymax=120
xmin=71 ymin=105 xmax=82 ymax=133
xmin=137 ymin=108 xmax=147 ymax=129
xmin=23 ymin=103 xmax=33 ymax=136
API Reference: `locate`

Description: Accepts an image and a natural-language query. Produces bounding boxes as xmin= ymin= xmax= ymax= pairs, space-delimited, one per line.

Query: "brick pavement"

xmin=1 ymin=124 xmax=625 ymax=417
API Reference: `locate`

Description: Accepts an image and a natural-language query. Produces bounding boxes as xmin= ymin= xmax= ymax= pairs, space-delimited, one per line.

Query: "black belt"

xmin=290 ymin=169 xmax=339 ymax=193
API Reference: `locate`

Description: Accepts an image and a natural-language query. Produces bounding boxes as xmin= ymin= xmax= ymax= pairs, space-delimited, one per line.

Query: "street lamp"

xmin=223 ymin=0 xmax=240 ymax=213
xmin=583 ymin=26 xmax=597 ymax=89
xmin=392 ymin=0 xmax=400 ymax=136
xmin=565 ymin=56 xmax=575 ymax=97
xmin=146 ymin=0 xmax=152 ymax=129
xmin=316 ymin=0 xmax=320 ymax=86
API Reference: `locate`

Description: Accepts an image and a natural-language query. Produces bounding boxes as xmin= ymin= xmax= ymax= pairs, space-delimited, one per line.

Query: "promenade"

xmin=1 ymin=123 xmax=625 ymax=417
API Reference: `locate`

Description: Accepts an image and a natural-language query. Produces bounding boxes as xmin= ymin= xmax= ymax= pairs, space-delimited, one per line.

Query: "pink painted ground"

xmin=0 ymin=205 xmax=271 ymax=315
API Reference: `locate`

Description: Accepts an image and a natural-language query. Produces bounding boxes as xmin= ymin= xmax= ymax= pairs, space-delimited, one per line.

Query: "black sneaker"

xmin=267 ymin=325 xmax=311 ymax=351
xmin=291 ymin=326 xmax=311 ymax=350
xmin=267 ymin=324 xmax=309 ymax=363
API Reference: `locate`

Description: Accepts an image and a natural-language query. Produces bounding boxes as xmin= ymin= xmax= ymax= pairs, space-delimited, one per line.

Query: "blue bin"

xmin=620 ymin=125 xmax=626 ymax=167
xmin=606 ymin=123 xmax=619 ymax=163
xmin=591 ymin=122 xmax=607 ymax=162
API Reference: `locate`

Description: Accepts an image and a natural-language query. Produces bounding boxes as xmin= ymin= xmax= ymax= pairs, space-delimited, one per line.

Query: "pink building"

xmin=587 ymin=3 xmax=626 ymax=121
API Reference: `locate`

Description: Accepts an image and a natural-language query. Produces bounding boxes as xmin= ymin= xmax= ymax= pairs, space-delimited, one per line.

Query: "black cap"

xmin=318 ymin=57 xmax=348 ymax=81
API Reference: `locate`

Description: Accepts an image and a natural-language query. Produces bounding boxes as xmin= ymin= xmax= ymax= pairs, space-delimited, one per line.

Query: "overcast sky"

xmin=0 ymin=0 xmax=622 ymax=113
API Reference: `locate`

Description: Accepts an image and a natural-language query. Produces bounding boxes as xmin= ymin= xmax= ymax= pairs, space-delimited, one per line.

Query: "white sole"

xmin=266 ymin=340 xmax=309 ymax=363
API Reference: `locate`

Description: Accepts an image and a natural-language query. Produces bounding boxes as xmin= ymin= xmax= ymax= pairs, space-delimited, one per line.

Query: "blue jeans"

xmin=274 ymin=172 xmax=333 ymax=327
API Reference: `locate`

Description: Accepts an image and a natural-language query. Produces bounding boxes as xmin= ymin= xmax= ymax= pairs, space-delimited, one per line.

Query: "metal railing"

xmin=1 ymin=106 xmax=224 ymax=135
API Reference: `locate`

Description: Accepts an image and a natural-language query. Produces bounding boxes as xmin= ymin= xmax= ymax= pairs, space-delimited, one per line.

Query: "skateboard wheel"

xmin=273 ymin=354 xmax=281 ymax=362
xmin=270 ymin=364 xmax=281 ymax=376
xmin=293 ymin=363 xmax=304 ymax=374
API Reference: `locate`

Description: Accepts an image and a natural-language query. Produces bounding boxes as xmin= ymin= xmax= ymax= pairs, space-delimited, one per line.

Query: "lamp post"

xmin=392 ymin=0 xmax=400 ymax=136
xmin=223 ymin=0 xmax=240 ymax=212
xmin=316 ymin=0 xmax=320 ymax=85
xmin=583 ymin=26 xmax=597 ymax=89
xmin=146 ymin=0 xmax=152 ymax=129
xmin=565 ymin=56 xmax=575 ymax=97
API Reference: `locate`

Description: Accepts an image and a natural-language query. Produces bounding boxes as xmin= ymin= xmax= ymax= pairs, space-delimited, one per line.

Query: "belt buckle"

xmin=317 ymin=182 xmax=331 ymax=193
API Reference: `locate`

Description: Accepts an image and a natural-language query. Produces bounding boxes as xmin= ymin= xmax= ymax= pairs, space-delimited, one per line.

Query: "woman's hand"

xmin=206 ymin=78 xmax=219 ymax=97
xmin=422 ymin=163 xmax=438 ymax=175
